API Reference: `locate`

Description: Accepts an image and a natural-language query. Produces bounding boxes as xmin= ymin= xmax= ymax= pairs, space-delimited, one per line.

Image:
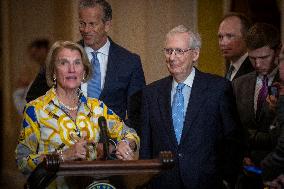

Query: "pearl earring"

xmin=53 ymin=77 xmax=57 ymax=86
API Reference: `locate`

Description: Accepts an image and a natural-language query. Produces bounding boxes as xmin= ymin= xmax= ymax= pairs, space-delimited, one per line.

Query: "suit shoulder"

xmin=144 ymin=76 xmax=171 ymax=92
xmin=110 ymin=40 xmax=139 ymax=57
xmin=198 ymin=71 xmax=229 ymax=85
xmin=233 ymin=71 xmax=255 ymax=85
xmin=148 ymin=76 xmax=170 ymax=86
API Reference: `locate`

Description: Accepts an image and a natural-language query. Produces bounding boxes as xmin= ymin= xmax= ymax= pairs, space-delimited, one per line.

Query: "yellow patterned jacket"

xmin=15 ymin=88 xmax=140 ymax=175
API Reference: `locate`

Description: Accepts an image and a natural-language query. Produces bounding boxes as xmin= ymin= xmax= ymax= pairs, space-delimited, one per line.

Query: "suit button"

xmin=178 ymin=153 xmax=183 ymax=158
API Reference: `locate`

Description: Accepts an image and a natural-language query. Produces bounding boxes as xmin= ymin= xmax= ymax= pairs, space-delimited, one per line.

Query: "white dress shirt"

xmin=81 ymin=39 xmax=110 ymax=97
xmin=228 ymin=53 xmax=248 ymax=81
xmin=171 ymin=67 xmax=196 ymax=116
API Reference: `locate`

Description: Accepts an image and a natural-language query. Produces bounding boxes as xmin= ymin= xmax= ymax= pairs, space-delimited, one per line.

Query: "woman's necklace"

xmin=58 ymin=99 xmax=78 ymax=111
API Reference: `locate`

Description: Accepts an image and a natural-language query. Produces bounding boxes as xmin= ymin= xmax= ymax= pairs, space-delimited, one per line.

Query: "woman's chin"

xmin=58 ymin=83 xmax=81 ymax=91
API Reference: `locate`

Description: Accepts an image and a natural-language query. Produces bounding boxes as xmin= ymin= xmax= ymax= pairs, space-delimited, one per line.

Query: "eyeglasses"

xmin=163 ymin=48 xmax=192 ymax=57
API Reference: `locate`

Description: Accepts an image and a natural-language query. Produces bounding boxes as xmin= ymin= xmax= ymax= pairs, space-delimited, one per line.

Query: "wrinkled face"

xmin=55 ymin=48 xmax=85 ymax=91
xmin=218 ymin=16 xmax=247 ymax=62
xmin=248 ymin=46 xmax=279 ymax=76
xmin=79 ymin=6 xmax=111 ymax=50
xmin=164 ymin=32 xmax=199 ymax=81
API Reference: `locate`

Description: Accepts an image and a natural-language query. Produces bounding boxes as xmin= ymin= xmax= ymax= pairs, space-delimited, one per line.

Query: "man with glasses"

xmin=140 ymin=25 xmax=243 ymax=189
xmin=232 ymin=23 xmax=281 ymax=189
xmin=26 ymin=0 xmax=145 ymax=130
xmin=218 ymin=12 xmax=254 ymax=81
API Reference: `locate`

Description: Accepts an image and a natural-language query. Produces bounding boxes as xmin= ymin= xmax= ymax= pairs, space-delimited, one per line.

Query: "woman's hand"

xmin=62 ymin=138 xmax=87 ymax=161
xmin=115 ymin=140 xmax=135 ymax=160
xmin=96 ymin=143 xmax=116 ymax=160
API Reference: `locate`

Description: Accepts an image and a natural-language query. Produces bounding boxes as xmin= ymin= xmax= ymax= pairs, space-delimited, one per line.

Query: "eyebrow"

xmin=249 ymin=54 xmax=270 ymax=59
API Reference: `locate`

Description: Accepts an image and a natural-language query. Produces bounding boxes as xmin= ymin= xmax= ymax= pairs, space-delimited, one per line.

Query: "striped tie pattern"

xmin=256 ymin=75 xmax=268 ymax=118
xmin=88 ymin=52 xmax=101 ymax=98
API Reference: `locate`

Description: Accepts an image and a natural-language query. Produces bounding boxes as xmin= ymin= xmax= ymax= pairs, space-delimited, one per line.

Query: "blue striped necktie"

xmin=172 ymin=83 xmax=186 ymax=144
xmin=87 ymin=52 xmax=101 ymax=98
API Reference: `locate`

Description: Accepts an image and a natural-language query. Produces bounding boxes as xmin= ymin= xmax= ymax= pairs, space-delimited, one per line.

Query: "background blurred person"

xmin=232 ymin=23 xmax=281 ymax=189
xmin=13 ymin=39 xmax=49 ymax=115
xmin=218 ymin=12 xmax=254 ymax=81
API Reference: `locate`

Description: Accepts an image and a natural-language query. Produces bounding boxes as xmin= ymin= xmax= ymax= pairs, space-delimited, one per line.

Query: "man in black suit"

xmin=218 ymin=12 xmax=254 ymax=81
xmin=26 ymin=0 xmax=145 ymax=128
xmin=140 ymin=25 xmax=243 ymax=189
xmin=232 ymin=23 xmax=281 ymax=189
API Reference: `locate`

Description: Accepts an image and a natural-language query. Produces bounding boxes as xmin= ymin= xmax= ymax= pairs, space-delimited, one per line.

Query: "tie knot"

xmin=176 ymin=83 xmax=185 ymax=92
xmin=91 ymin=51 xmax=98 ymax=59
xmin=229 ymin=65 xmax=235 ymax=71
xmin=262 ymin=75 xmax=268 ymax=85
xmin=226 ymin=65 xmax=235 ymax=80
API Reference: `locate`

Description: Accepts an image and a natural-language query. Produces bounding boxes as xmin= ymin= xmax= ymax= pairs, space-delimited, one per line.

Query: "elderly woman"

xmin=15 ymin=41 xmax=139 ymax=187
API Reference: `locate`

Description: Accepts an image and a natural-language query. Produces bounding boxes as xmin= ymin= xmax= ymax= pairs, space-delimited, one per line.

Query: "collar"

xmin=230 ymin=53 xmax=248 ymax=70
xmin=44 ymin=88 xmax=87 ymax=108
xmin=172 ymin=67 xmax=195 ymax=88
xmin=84 ymin=38 xmax=110 ymax=56
xmin=257 ymin=66 xmax=278 ymax=80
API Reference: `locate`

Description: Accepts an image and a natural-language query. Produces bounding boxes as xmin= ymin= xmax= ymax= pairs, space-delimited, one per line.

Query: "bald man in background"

xmin=218 ymin=12 xmax=254 ymax=81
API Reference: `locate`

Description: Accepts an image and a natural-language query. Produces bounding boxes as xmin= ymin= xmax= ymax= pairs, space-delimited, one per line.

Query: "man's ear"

xmin=192 ymin=49 xmax=200 ymax=62
xmin=275 ymin=43 xmax=282 ymax=57
xmin=104 ymin=20 xmax=112 ymax=33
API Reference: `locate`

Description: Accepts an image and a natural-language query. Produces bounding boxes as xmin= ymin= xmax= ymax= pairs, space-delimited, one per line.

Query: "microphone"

xmin=98 ymin=116 xmax=109 ymax=160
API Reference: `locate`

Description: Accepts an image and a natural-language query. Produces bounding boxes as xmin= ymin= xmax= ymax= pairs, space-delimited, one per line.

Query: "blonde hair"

xmin=45 ymin=40 xmax=92 ymax=87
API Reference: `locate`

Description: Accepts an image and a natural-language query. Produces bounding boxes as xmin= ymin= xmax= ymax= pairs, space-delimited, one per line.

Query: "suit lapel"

xmin=272 ymin=71 xmax=280 ymax=83
xmin=99 ymin=39 xmax=118 ymax=99
xmin=157 ymin=76 xmax=179 ymax=147
xmin=234 ymin=57 xmax=248 ymax=79
xmin=246 ymin=73 xmax=257 ymax=118
xmin=180 ymin=70 xmax=208 ymax=143
xmin=233 ymin=57 xmax=253 ymax=80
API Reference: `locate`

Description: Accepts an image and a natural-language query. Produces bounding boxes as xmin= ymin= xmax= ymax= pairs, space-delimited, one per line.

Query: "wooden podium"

xmin=26 ymin=151 xmax=174 ymax=189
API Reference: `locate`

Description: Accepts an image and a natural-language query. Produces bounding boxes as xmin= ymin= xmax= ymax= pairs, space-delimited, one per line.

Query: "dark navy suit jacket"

xmin=140 ymin=69 xmax=244 ymax=189
xmin=226 ymin=57 xmax=254 ymax=81
xmin=26 ymin=38 xmax=145 ymax=127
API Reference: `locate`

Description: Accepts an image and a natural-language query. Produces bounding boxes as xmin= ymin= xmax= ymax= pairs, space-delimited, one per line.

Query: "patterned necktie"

xmin=172 ymin=83 xmax=186 ymax=144
xmin=226 ymin=65 xmax=235 ymax=80
xmin=256 ymin=75 xmax=268 ymax=117
xmin=88 ymin=52 xmax=101 ymax=98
